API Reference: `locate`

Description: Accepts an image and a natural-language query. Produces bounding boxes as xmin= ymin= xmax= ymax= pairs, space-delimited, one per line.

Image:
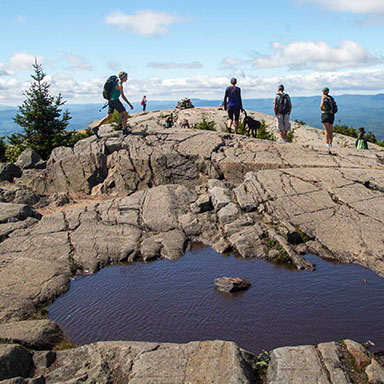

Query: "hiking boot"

xmin=91 ymin=126 xmax=101 ymax=139
xmin=123 ymin=128 xmax=131 ymax=135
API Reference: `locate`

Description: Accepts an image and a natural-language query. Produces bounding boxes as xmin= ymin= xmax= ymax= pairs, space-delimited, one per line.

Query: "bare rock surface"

xmin=0 ymin=320 xmax=63 ymax=350
xmin=0 ymin=345 xmax=32 ymax=381
xmin=0 ymin=107 xmax=384 ymax=383
xmin=214 ymin=277 xmax=251 ymax=292
xmin=15 ymin=149 xmax=45 ymax=171
xmin=366 ymin=358 xmax=384 ymax=384
xmin=0 ymin=164 xmax=21 ymax=183
xmin=41 ymin=340 xmax=257 ymax=384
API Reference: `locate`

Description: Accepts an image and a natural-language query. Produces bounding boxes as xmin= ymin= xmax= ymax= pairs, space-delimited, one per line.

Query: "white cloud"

xmin=8 ymin=53 xmax=44 ymax=70
xmin=220 ymin=57 xmax=244 ymax=68
xmin=0 ymin=63 xmax=14 ymax=77
xmin=3 ymin=68 xmax=384 ymax=105
xmin=105 ymin=10 xmax=186 ymax=36
xmin=253 ymin=40 xmax=382 ymax=71
xmin=65 ymin=53 xmax=94 ymax=71
xmin=147 ymin=61 xmax=203 ymax=69
xmin=295 ymin=0 xmax=384 ymax=13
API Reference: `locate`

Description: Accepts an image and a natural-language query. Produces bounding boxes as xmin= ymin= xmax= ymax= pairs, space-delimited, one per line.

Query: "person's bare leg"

xmin=234 ymin=120 xmax=239 ymax=134
xmin=96 ymin=113 xmax=113 ymax=129
xmin=328 ymin=124 xmax=333 ymax=144
xmin=121 ymin=111 xmax=128 ymax=130
xmin=323 ymin=123 xmax=330 ymax=144
xmin=227 ymin=119 xmax=233 ymax=132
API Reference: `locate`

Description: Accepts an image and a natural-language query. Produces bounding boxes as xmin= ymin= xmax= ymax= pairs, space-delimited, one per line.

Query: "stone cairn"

xmin=175 ymin=98 xmax=194 ymax=110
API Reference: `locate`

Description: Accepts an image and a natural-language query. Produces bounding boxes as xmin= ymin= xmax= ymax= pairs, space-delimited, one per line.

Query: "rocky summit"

xmin=0 ymin=107 xmax=383 ymax=383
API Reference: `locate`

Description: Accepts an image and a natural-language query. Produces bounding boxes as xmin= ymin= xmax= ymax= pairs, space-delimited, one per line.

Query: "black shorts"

xmin=108 ymin=99 xmax=126 ymax=114
xmin=228 ymin=106 xmax=241 ymax=121
xmin=321 ymin=113 xmax=334 ymax=124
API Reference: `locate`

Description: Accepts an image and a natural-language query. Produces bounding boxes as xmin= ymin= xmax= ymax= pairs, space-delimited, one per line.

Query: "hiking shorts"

xmin=276 ymin=113 xmax=291 ymax=131
xmin=321 ymin=113 xmax=335 ymax=124
xmin=227 ymin=106 xmax=241 ymax=121
xmin=108 ymin=99 xmax=126 ymax=114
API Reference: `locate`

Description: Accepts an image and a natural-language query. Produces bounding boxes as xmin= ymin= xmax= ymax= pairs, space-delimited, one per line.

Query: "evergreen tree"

xmin=12 ymin=60 xmax=71 ymax=159
xmin=0 ymin=137 xmax=7 ymax=162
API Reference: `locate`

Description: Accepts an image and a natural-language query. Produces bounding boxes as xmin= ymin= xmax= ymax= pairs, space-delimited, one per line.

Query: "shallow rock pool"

xmin=49 ymin=246 xmax=384 ymax=354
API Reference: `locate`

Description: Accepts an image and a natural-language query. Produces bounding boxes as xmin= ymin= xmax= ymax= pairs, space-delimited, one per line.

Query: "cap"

xmin=322 ymin=87 xmax=329 ymax=93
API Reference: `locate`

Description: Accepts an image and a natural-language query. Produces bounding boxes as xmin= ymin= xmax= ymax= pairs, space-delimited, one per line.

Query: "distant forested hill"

xmin=1 ymin=94 xmax=383 ymax=140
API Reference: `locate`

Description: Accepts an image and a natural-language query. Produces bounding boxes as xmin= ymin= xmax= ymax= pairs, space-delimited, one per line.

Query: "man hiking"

xmin=223 ymin=77 xmax=243 ymax=134
xmin=141 ymin=95 xmax=147 ymax=112
xmin=92 ymin=71 xmax=133 ymax=138
xmin=320 ymin=87 xmax=337 ymax=151
xmin=273 ymin=84 xmax=292 ymax=143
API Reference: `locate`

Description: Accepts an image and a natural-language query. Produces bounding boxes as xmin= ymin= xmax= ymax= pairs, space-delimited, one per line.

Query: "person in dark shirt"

xmin=223 ymin=78 xmax=243 ymax=134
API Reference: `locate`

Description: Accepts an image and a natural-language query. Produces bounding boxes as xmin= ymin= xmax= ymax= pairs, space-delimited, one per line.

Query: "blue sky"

xmin=1 ymin=0 xmax=384 ymax=105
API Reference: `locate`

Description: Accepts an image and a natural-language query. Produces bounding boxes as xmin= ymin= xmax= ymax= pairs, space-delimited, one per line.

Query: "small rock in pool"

xmin=214 ymin=277 xmax=251 ymax=293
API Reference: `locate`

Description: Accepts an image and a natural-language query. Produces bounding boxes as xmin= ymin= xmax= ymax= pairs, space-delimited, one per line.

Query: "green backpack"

xmin=356 ymin=139 xmax=366 ymax=149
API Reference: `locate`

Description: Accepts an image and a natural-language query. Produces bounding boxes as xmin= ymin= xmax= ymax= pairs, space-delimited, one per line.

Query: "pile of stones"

xmin=175 ymin=98 xmax=194 ymax=109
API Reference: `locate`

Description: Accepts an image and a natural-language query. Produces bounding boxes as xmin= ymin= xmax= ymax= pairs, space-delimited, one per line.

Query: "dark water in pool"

xmin=49 ymin=247 xmax=384 ymax=354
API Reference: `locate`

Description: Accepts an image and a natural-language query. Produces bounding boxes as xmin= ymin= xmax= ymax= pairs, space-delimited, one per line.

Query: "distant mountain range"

xmin=1 ymin=94 xmax=384 ymax=140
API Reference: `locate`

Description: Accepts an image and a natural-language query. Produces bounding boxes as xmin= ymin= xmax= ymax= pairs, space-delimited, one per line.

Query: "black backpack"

xmin=325 ymin=96 xmax=338 ymax=114
xmin=277 ymin=93 xmax=291 ymax=114
xmin=103 ymin=75 xmax=119 ymax=101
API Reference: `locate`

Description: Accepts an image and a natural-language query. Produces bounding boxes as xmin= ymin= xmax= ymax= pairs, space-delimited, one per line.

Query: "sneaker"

xmin=91 ymin=126 xmax=101 ymax=139
xmin=282 ymin=139 xmax=286 ymax=143
xmin=123 ymin=128 xmax=131 ymax=135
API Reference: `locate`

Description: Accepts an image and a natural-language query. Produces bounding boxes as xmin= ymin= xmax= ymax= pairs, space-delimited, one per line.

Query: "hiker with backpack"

xmin=320 ymin=87 xmax=337 ymax=151
xmin=91 ymin=71 xmax=133 ymax=138
xmin=223 ymin=77 xmax=244 ymax=134
xmin=141 ymin=96 xmax=147 ymax=112
xmin=273 ymin=84 xmax=292 ymax=143
xmin=355 ymin=132 xmax=369 ymax=150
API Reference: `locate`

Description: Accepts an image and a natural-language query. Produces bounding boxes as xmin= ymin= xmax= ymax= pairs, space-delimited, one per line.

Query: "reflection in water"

xmin=49 ymin=247 xmax=384 ymax=354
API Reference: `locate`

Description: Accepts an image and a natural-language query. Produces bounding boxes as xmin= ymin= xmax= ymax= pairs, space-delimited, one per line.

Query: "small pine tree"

xmin=12 ymin=60 xmax=71 ymax=159
xmin=0 ymin=137 xmax=7 ymax=162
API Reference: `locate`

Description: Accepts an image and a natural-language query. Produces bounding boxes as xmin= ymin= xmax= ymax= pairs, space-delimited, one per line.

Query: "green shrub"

xmin=196 ymin=117 xmax=216 ymax=131
xmin=5 ymin=144 xmax=22 ymax=163
xmin=107 ymin=109 xmax=123 ymax=130
xmin=334 ymin=124 xmax=378 ymax=143
xmin=257 ymin=120 xmax=275 ymax=141
xmin=376 ymin=141 xmax=384 ymax=147
xmin=333 ymin=124 xmax=357 ymax=138
xmin=365 ymin=132 xmax=377 ymax=143
xmin=237 ymin=120 xmax=246 ymax=135
xmin=294 ymin=119 xmax=306 ymax=126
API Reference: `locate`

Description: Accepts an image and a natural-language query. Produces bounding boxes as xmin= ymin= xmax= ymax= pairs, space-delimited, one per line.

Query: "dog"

xmin=243 ymin=110 xmax=260 ymax=138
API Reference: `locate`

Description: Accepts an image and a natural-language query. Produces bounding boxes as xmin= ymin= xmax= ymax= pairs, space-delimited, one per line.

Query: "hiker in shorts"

xmin=92 ymin=71 xmax=133 ymax=138
xmin=141 ymin=95 xmax=147 ymax=112
xmin=320 ymin=87 xmax=336 ymax=150
xmin=273 ymin=84 xmax=292 ymax=143
xmin=223 ymin=78 xmax=244 ymax=134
